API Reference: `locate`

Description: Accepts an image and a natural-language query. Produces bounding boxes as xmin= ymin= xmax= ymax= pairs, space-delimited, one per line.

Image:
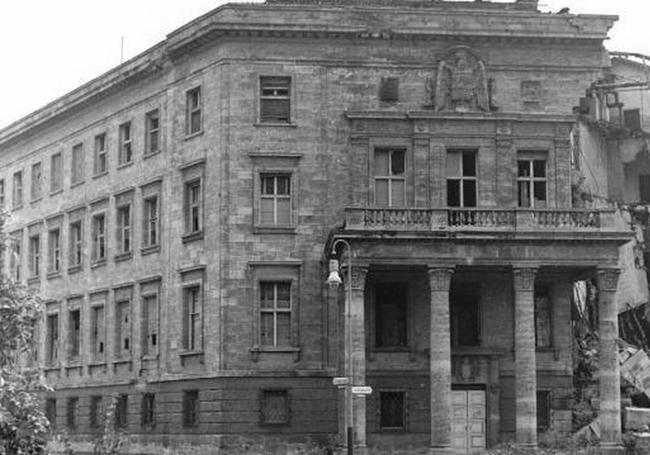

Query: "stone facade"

xmin=0 ymin=0 xmax=633 ymax=452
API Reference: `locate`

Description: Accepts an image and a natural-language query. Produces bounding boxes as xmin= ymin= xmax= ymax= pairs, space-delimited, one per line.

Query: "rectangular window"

xmin=380 ymin=391 xmax=406 ymax=430
xmin=141 ymin=393 xmax=155 ymax=427
xmin=92 ymin=213 xmax=106 ymax=262
xmin=260 ymin=76 xmax=291 ymax=123
xmin=68 ymin=309 xmax=81 ymax=360
xmin=47 ymin=229 xmax=61 ymax=273
xmin=260 ymin=175 xmax=291 ymax=225
xmin=447 ymin=150 xmax=477 ymax=207
xmin=450 ymin=284 xmax=480 ymax=347
xmin=143 ymin=196 xmax=159 ymax=247
xmin=91 ymin=305 xmax=105 ymax=360
xmin=518 ymin=154 xmax=547 ymax=208
xmin=69 ymin=221 xmax=83 ymax=268
xmin=145 ymin=109 xmax=160 ymax=155
xmin=142 ymin=294 xmax=158 ymax=356
xmin=90 ymin=395 xmax=102 ymax=429
xmin=261 ymin=390 xmax=289 ymax=425
xmin=639 ymin=175 xmax=650 ymax=203
xmin=260 ymin=282 xmax=291 ymax=347
xmin=13 ymin=171 xmax=23 ymax=208
xmin=115 ymin=300 xmax=131 ymax=358
xmin=374 ymin=149 xmax=406 ymax=207
xmin=182 ymin=286 xmax=202 ymax=351
xmin=71 ymin=143 xmax=84 ymax=185
xmin=46 ymin=313 xmax=59 ymax=364
xmin=28 ymin=234 xmax=40 ymax=278
xmin=94 ymin=133 xmax=107 ymax=175
xmin=186 ymin=87 xmax=202 ymax=135
xmin=182 ymin=390 xmax=199 ymax=427
xmin=116 ymin=205 xmax=132 ymax=254
xmin=31 ymin=162 xmax=42 ymax=201
xmin=66 ymin=397 xmax=78 ymax=429
xmin=45 ymin=398 xmax=57 ymax=429
xmin=0 ymin=179 xmax=5 ymax=208
xmin=114 ymin=394 xmax=128 ymax=429
xmin=118 ymin=122 xmax=133 ymax=165
xmin=379 ymin=77 xmax=399 ymax=103
xmin=537 ymin=391 xmax=551 ymax=431
xmin=10 ymin=232 xmax=21 ymax=281
xmin=535 ymin=285 xmax=552 ymax=348
xmin=50 ymin=153 xmax=63 ymax=193
xmin=184 ymin=180 xmax=202 ymax=234
xmin=375 ymin=282 xmax=407 ymax=349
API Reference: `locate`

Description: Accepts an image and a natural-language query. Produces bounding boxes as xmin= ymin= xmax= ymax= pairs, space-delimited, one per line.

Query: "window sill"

xmin=144 ymin=150 xmax=161 ymax=160
xmin=88 ymin=360 xmax=106 ymax=367
xmin=93 ymin=171 xmax=109 ymax=180
xmin=112 ymin=358 xmax=132 ymax=366
xmin=114 ymin=251 xmax=133 ymax=263
xmin=91 ymin=259 xmax=107 ymax=269
xmin=68 ymin=264 xmax=82 ymax=274
xmin=117 ymin=161 xmax=134 ymax=170
xmin=250 ymin=346 xmax=301 ymax=354
xmin=70 ymin=181 xmax=85 ymax=189
xmin=50 ymin=189 xmax=63 ymax=197
xmin=254 ymin=225 xmax=296 ymax=235
xmin=27 ymin=277 xmax=40 ymax=285
xmin=44 ymin=365 xmax=60 ymax=372
xmin=46 ymin=271 xmax=62 ymax=280
xmin=141 ymin=245 xmax=160 ymax=256
xmin=179 ymin=350 xmax=204 ymax=357
xmin=141 ymin=354 xmax=159 ymax=361
xmin=373 ymin=347 xmax=411 ymax=353
xmin=182 ymin=231 xmax=203 ymax=243
xmin=30 ymin=197 xmax=42 ymax=204
xmin=184 ymin=130 xmax=204 ymax=141
xmin=66 ymin=360 xmax=82 ymax=368
xmin=254 ymin=122 xmax=297 ymax=128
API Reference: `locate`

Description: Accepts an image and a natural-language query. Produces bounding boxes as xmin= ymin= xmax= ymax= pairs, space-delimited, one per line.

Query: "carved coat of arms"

xmin=430 ymin=46 xmax=490 ymax=112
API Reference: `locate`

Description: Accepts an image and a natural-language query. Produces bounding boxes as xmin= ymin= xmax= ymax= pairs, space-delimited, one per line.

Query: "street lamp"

xmin=326 ymin=238 xmax=354 ymax=455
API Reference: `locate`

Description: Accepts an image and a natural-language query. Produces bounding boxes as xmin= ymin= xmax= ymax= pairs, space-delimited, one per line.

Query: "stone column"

xmin=428 ymin=267 xmax=454 ymax=454
xmin=597 ymin=268 xmax=623 ymax=454
xmin=513 ymin=267 xmax=538 ymax=447
xmin=343 ymin=264 xmax=369 ymax=450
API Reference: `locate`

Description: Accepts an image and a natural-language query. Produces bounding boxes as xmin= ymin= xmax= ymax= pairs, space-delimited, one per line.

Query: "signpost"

xmin=351 ymin=386 xmax=373 ymax=395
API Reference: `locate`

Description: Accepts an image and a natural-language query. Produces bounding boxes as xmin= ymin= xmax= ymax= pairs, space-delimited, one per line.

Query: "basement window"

xmin=380 ymin=391 xmax=406 ymax=431
xmin=261 ymin=389 xmax=289 ymax=425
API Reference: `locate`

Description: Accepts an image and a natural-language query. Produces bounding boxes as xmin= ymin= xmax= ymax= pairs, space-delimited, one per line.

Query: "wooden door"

xmin=451 ymin=390 xmax=486 ymax=453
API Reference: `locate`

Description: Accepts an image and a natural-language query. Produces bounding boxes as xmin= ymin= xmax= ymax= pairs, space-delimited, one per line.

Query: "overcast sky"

xmin=0 ymin=0 xmax=648 ymax=130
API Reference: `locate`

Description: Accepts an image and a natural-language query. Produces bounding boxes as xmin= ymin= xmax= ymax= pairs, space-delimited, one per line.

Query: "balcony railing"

xmin=344 ymin=207 xmax=627 ymax=233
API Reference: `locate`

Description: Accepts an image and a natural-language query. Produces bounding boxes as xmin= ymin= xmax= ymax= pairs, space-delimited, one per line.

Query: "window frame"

xmin=47 ymin=228 xmax=61 ymax=274
xmin=10 ymin=230 xmax=22 ymax=282
xmin=118 ymin=121 xmax=133 ymax=166
xmin=13 ymin=170 xmax=23 ymax=209
xmin=50 ymin=152 xmax=63 ymax=194
xmin=185 ymin=87 xmax=202 ymax=136
xmin=379 ymin=390 xmax=407 ymax=432
xmin=71 ymin=143 xmax=85 ymax=186
xmin=534 ymin=284 xmax=553 ymax=349
xmin=536 ymin=390 xmax=552 ymax=432
xmin=114 ymin=394 xmax=128 ymax=430
xmin=182 ymin=390 xmax=199 ymax=427
xmin=69 ymin=220 xmax=83 ymax=269
xmin=260 ymin=389 xmax=290 ymax=425
xmin=116 ymin=203 xmax=132 ymax=255
xmin=446 ymin=149 xmax=478 ymax=208
xmin=143 ymin=195 xmax=159 ymax=248
xmin=259 ymin=173 xmax=292 ymax=226
xmin=66 ymin=396 xmax=78 ymax=430
xmin=90 ymin=300 xmax=106 ymax=362
xmin=517 ymin=153 xmax=548 ymax=209
xmin=259 ymin=281 xmax=292 ymax=348
xmin=30 ymin=162 xmax=42 ymax=202
xmin=114 ymin=288 xmax=132 ymax=360
xmin=68 ymin=307 xmax=81 ymax=361
xmin=259 ymin=76 xmax=292 ymax=124
xmin=28 ymin=233 xmax=40 ymax=279
xmin=184 ymin=178 xmax=202 ymax=236
xmin=182 ymin=284 xmax=203 ymax=352
xmin=89 ymin=395 xmax=102 ymax=429
xmin=45 ymin=311 xmax=59 ymax=365
xmin=91 ymin=212 xmax=107 ymax=263
xmin=94 ymin=133 xmax=108 ymax=176
xmin=141 ymin=393 xmax=155 ymax=428
xmin=145 ymin=109 xmax=160 ymax=156
xmin=45 ymin=398 xmax=57 ymax=430
xmin=373 ymin=148 xmax=407 ymax=207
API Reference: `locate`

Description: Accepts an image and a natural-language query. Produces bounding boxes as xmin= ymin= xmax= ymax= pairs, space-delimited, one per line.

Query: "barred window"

xmin=261 ymin=390 xmax=289 ymax=425
xmin=380 ymin=391 xmax=406 ymax=430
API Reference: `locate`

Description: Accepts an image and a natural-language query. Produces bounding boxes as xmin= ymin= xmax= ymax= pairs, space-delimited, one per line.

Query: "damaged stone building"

xmin=0 ymin=0 xmax=636 ymax=453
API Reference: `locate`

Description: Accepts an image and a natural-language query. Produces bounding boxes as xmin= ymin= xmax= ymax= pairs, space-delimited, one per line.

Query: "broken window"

xmin=447 ymin=150 xmax=477 ymax=207
xmin=374 ymin=148 xmax=406 ymax=207
xmin=375 ymin=282 xmax=407 ymax=349
xmin=450 ymin=283 xmax=480 ymax=347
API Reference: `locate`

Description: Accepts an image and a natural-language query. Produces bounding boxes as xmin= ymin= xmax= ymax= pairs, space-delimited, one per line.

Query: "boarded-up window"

xmin=535 ymin=285 xmax=552 ymax=348
xmin=260 ymin=76 xmax=291 ymax=123
xmin=375 ymin=282 xmax=407 ymax=348
xmin=261 ymin=390 xmax=289 ymax=425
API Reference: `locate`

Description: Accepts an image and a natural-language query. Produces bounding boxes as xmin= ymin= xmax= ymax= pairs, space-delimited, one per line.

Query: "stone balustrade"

xmin=344 ymin=207 xmax=625 ymax=232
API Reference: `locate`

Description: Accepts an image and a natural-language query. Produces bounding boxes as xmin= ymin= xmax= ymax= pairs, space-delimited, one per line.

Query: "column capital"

xmin=427 ymin=266 xmax=454 ymax=291
xmin=513 ymin=267 xmax=538 ymax=292
xmin=341 ymin=265 xmax=369 ymax=291
xmin=597 ymin=268 xmax=620 ymax=292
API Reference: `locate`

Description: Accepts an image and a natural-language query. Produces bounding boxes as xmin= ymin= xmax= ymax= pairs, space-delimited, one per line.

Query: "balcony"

xmin=343 ymin=207 xmax=630 ymax=239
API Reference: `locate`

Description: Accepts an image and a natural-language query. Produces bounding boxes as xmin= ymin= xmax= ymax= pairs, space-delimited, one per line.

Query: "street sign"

xmin=332 ymin=377 xmax=350 ymax=386
xmin=351 ymin=386 xmax=373 ymax=395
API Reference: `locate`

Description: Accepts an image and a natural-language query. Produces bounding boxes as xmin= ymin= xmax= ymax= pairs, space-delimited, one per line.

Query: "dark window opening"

xmin=66 ymin=397 xmax=78 ymax=429
xmin=450 ymin=283 xmax=480 ymax=347
xmin=380 ymin=391 xmax=406 ymax=430
xmin=375 ymin=282 xmax=407 ymax=349
xmin=183 ymin=390 xmax=199 ymax=427
xmin=114 ymin=394 xmax=128 ymax=429
xmin=90 ymin=395 xmax=102 ymax=429
xmin=639 ymin=175 xmax=650 ymax=203
xmin=447 ymin=151 xmax=477 ymax=207
xmin=45 ymin=398 xmax=57 ymax=430
xmin=537 ymin=391 xmax=551 ymax=431
xmin=141 ymin=393 xmax=155 ymax=427
xmin=535 ymin=285 xmax=552 ymax=348
xmin=261 ymin=389 xmax=289 ymax=425
xmin=379 ymin=77 xmax=399 ymax=103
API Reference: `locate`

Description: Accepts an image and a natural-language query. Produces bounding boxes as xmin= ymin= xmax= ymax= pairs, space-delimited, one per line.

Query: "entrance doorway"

xmin=451 ymin=389 xmax=486 ymax=453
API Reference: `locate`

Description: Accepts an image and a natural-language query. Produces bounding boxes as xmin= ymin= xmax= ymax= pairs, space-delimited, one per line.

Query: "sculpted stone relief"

xmin=427 ymin=46 xmax=490 ymax=112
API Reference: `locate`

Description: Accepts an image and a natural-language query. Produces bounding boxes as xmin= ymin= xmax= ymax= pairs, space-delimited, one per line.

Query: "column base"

xmin=599 ymin=442 xmax=624 ymax=455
